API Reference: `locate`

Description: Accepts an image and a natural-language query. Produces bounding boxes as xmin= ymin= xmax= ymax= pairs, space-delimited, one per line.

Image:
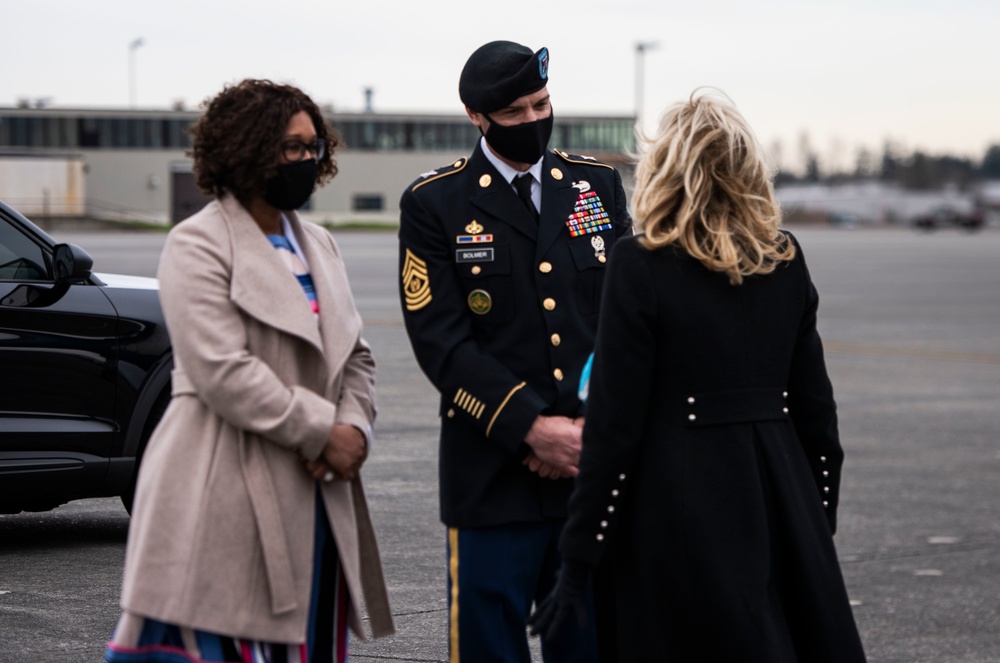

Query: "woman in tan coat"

xmin=105 ymin=79 xmax=393 ymax=663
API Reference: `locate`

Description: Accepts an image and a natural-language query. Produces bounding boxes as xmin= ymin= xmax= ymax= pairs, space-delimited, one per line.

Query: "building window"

xmin=352 ymin=194 xmax=384 ymax=211
xmin=78 ymin=118 xmax=100 ymax=147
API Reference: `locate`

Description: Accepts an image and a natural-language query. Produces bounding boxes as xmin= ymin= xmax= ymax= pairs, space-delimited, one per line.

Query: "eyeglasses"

xmin=281 ymin=139 xmax=326 ymax=162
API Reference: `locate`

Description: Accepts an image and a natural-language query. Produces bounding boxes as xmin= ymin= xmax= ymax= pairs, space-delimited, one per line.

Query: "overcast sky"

xmin=5 ymin=0 xmax=998 ymax=172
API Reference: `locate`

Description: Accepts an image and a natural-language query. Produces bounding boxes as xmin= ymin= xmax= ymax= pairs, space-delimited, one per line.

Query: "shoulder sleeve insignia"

xmin=411 ymin=157 xmax=469 ymax=192
xmin=554 ymin=149 xmax=615 ymax=170
xmin=402 ymin=248 xmax=432 ymax=311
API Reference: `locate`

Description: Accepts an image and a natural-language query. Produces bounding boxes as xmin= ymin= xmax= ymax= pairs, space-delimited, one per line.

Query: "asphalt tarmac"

xmin=1 ymin=224 xmax=998 ymax=662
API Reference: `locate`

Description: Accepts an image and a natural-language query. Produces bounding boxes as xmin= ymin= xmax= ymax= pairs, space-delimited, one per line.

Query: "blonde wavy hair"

xmin=632 ymin=89 xmax=794 ymax=284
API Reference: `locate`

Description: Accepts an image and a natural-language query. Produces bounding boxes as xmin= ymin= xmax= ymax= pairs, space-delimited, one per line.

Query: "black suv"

xmin=0 ymin=200 xmax=172 ymax=514
xmin=912 ymin=206 xmax=985 ymax=231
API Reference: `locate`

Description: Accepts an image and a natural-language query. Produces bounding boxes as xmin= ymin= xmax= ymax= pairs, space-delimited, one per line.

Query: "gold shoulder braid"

xmin=411 ymin=157 xmax=469 ymax=192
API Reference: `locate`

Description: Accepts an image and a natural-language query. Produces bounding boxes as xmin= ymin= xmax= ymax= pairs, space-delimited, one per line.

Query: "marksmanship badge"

xmin=591 ymin=235 xmax=607 ymax=262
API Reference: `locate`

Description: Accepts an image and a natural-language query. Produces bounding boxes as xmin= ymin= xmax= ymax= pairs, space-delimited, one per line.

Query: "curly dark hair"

xmin=189 ymin=79 xmax=341 ymax=203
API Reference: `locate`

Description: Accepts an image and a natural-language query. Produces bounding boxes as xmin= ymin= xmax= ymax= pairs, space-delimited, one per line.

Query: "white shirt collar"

xmin=479 ymin=136 xmax=544 ymax=186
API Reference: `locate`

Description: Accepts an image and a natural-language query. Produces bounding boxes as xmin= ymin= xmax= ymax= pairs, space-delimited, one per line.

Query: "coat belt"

xmin=171 ymin=369 xmax=195 ymax=396
xmin=680 ymin=387 xmax=790 ymax=427
xmin=239 ymin=430 xmax=299 ymax=615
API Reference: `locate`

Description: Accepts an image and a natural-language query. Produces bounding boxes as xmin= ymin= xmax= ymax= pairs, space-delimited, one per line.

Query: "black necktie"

xmin=513 ymin=174 xmax=538 ymax=221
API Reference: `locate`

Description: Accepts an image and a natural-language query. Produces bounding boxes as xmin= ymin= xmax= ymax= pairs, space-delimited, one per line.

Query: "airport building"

xmin=0 ymin=106 xmax=636 ymax=225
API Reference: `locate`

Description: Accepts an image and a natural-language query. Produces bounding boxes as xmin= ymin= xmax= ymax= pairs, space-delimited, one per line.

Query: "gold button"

xmin=551 ymin=168 xmax=564 ymax=180
xmin=539 ymin=261 xmax=553 ymax=273
xmin=598 ymin=255 xmax=607 ymax=263
xmin=553 ymin=368 xmax=564 ymax=381
xmin=550 ymin=333 xmax=561 ymax=346
xmin=543 ymin=298 xmax=556 ymax=311
xmin=479 ymin=174 xmax=492 ymax=187
xmin=447 ymin=408 xmax=455 ymax=418
xmin=471 ymin=265 xmax=482 ymax=275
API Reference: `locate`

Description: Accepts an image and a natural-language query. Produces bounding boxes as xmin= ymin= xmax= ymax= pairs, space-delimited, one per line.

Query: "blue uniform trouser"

xmin=446 ymin=521 xmax=599 ymax=663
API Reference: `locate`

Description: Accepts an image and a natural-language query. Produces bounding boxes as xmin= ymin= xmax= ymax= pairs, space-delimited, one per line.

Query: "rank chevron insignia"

xmin=402 ymin=248 xmax=432 ymax=311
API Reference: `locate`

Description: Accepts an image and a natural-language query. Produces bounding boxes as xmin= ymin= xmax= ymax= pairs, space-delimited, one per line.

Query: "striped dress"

xmin=104 ymin=227 xmax=350 ymax=663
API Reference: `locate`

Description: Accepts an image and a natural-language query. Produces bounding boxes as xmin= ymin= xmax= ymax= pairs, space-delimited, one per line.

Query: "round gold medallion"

xmin=468 ymin=289 xmax=492 ymax=315
xmin=479 ymin=174 xmax=492 ymax=188
xmin=538 ymin=261 xmax=553 ymax=273
xmin=550 ymin=168 xmax=564 ymax=181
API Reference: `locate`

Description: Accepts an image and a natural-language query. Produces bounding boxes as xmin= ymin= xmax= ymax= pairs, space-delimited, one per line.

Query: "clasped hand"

xmin=522 ymin=415 xmax=584 ymax=479
xmin=528 ymin=559 xmax=591 ymax=639
xmin=305 ymin=424 xmax=367 ymax=483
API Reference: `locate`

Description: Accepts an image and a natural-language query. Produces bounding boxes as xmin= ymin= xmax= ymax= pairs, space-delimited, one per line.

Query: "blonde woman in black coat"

xmin=531 ymin=91 xmax=867 ymax=662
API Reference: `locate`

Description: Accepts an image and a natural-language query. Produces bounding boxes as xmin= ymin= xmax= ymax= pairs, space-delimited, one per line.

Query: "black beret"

xmin=459 ymin=41 xmax=550 ymax=114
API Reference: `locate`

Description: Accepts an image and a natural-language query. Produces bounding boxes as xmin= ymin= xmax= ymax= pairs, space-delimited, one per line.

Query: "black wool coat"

xmin=561 ymin=234 xmax=867 ymax=662
xmin=398 ymin=143 xmax=632 ymax=527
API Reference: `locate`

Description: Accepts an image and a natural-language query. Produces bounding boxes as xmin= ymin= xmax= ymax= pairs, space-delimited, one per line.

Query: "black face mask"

xmin=482 ymin=112 xmax=554 ymax=165
xmin=262 ymin=160 xmax=318 ymax=210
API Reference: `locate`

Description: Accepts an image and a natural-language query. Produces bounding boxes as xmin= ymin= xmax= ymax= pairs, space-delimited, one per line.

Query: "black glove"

xmin=528 ymin=558 xmax=591 ymax=639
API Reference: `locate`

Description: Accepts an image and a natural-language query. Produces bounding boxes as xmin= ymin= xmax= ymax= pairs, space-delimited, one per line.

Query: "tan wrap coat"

xmin=119 ymin=195 xmax=394 ymax=643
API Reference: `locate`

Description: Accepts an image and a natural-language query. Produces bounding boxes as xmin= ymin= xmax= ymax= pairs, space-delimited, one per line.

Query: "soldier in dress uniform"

xmin=397 ymin=40 xmax=632 ymax=663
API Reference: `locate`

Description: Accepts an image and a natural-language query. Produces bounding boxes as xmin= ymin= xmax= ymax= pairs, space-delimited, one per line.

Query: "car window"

xmin=0 ymin=217 xmax=49 ymax=280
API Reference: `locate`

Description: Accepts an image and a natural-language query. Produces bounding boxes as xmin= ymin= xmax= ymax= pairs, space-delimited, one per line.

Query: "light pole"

xmin=129 ymin=37 xmax=144 ymax=109
xmin=634 ymin=41 xmax=659 ymax=130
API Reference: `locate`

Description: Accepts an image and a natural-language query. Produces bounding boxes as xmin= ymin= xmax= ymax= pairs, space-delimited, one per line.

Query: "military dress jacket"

xmin=559 ymin=234 xmax=866 ymax=661
xmin=119 ymin=196 xmax=394 ymax=644
xmin=398 ymin=143 xmax=632 ymax=527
